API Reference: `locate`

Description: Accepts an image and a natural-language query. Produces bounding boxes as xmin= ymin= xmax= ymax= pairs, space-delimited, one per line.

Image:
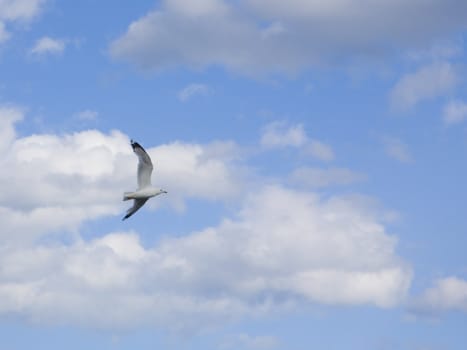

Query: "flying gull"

xmin=122 ymin=140 xmax=167 ymax=220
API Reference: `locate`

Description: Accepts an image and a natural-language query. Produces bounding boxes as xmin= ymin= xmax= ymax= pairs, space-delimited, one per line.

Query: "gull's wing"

xmin=122 ymin=198 xmax=149 ymax=221
xmin=131 ymin=140 xmax=153 ymax=189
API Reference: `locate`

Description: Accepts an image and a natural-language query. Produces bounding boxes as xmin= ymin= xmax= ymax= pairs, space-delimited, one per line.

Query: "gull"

xmin=122 ymin=140 xmax=167 ymax=220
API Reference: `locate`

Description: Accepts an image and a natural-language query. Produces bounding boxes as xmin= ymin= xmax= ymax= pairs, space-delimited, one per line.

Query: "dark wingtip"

xmin=131 ymin=140 xmax=143 ymax=151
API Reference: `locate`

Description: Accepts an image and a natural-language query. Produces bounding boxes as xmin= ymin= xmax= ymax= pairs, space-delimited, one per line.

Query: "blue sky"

xmin=1 ymin=0 xmax=467 ymax=349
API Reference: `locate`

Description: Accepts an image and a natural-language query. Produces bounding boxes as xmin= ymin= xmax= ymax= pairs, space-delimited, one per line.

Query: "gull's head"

xmin=148 ymin=188 xmax=167 ymax=197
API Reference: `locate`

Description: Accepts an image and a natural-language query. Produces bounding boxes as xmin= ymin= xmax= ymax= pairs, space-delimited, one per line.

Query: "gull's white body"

xmin=122 ymin=140 xmax=166 ymax=220
xmin=124 ymin=187 xmax=164 ymax=200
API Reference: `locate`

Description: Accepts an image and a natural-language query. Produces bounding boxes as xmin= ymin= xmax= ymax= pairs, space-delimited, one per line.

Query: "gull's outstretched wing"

xmin=131 ymin=140 xmax=153 ymax=189
xmin=122 ymin=198 xmax=149 ymax=221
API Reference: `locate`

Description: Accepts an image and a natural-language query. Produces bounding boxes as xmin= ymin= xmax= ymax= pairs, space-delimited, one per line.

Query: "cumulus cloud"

xmin=178 ymin=83 xmax=210 ymax=102
xmin=109 ymin=0 xmax=467 ymax=74
xmin=0 ymin=125 xmax=131 ymax=243
xmin=390 ymin=62 xmax=459 ymax=109
xmin=0 ymin=108 xmax=247 ymax=243
xmin=442 ymin=100 xmax=467 ymax=125
xmin=290 ymin=167 xmax=365 ymax=188
xmin=409 ymin=277 xmax=467 ymax=316
xmin=261 ymin=121 xmax=334 ymax=161
xmin=149 ymin=140 xmax=247 ymax=210
xmin=0 ymin=0 xmax=45 ymax=20
xmin=30 ymin=36 xmax=66 ymax=56
xmin=0 ymin=107 xmax=412 ymax=330
xmin=0 ymin=185 xmax=412 ymax=329
xmin=0 ymin=0 xmax=47 ymax=43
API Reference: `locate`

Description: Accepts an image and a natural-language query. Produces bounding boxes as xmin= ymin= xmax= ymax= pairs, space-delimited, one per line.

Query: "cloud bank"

xmin=0 ymin=187 xmax=412 ymax=330
xmin=110 ymin=0 xmax=467 ymax=74
xmin=0 ymin=108 xmax=412 ymax=330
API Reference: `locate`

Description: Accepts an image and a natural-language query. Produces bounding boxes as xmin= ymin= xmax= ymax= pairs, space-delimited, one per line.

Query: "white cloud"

xmin=0 ymin=108 xmax=412 ymax=330
xmin=0 ymin=0 xmax=47 ymax=43
xmin=260 ymin=121 xmax=307 ymax=148
xmin=390 ymin=62 xmax=458 ymax=109
xmin=0 ymin=125 xmax=131 ymax=243
xmin=73 ymin=109 xmax=99 ymax=121
xmin=178 ymin=83 xmax=210 ymax=102
xmin=442 ymin=100 xmax=467 ymax=125
xmin=290 ymin=167 xmax=365 ymax=188
xmin=383 ymin=137 xmax=412 ymax=163
xmin=149 ymin=140 xmax=247 ymax=209
xmin=30 ymin=36 xmax=66 ymax=56
xmin=306 ymin=139 xmax=335 ymax=161
xmin=109 ymin=0 xmax=467 ymax=74
xmin=410 ymin=277 xmax=467 ymax=316
xmin=261 ymin=121 xmax=334 ymax=161
xmin=0 ymin=105 xmax=23 ymax=153
xmin=0 ymin=185 xmax=412 ymax=329
xmin=221 ymin=333 xmax=280 ymax=349
xmin=0 ymin=0 xmax=45 ymax=21
xmin=0 ymin=110 xmax=247 ymax=242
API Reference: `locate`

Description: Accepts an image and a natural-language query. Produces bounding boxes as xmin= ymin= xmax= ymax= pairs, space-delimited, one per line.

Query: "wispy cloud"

xmin=406 ymin=41 xmax=463 ymax=62
xmin=261 ymin=121 xmax=334 ymax=161
xmin=443 ymin=100 xmax=467 ymax=125
xmin=383 ymin=137 xmax=412 ymax=163
xmin=409 ymin=277 xmax=467 ymax=317
xmin=0 ymin=105 xmax=23 ymax=153
xmin=260 ymin=121 xmax=307 ymax=148
xmin=30 ymin=36 xmax=66 ymax=56
xmin=290 ymin=167 xmax=365 ymax=188
xmin=306 ymin=139 xmax=335 ymax=161
xmin=178 ymin=83 xmax=210 ymax=102
xmin=73 ymin=109 xmax=99 ymax=121
xmin=0 ymin=21 xmax=10 ymax=43
xmin=390 ymin=62 xmax=458 ymax=109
